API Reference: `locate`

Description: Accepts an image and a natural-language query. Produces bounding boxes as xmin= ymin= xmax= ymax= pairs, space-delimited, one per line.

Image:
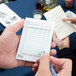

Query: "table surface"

xmin=0 ymin=0 xmax=76 ymax=76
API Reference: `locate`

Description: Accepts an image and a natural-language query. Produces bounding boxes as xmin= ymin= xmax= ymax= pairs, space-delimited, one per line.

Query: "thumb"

xmin=50 ymin=56 xmax=67 ymax=66
xmin=38 ymin=53 xmax=50 ymax=71
xmin=9 ymin=19 xmax=24 ymax=32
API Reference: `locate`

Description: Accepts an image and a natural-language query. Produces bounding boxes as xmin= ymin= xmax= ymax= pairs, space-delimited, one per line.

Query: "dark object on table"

xmin=57 ymin=48 xmax=76 ymax=76
xmin=0 ymin=31 xmax=3 ymax=35
xmin=61 ymin=0 xmax=73 ymax=9
xmin=8 ymin=0 xmax=16 ymax=1
xmin=36 ymin=0 xmax=45 ymax=11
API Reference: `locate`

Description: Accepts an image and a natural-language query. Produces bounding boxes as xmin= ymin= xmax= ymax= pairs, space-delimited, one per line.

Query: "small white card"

xmin=16 ymin=17 xmax=54 ymax=62
xmin=44 ymin=5 xmax=75 ymax=40
xmin=0 ymin=3 xmax=21 ymax=27
xmin=66 ymin=10 xmax=76 ymax=18
xmin=65 ymin=10 xmax=76 ymax=31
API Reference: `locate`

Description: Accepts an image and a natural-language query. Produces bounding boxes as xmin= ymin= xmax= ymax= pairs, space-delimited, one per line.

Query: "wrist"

xmin=58 ymin=44 xmax=69 ymax=50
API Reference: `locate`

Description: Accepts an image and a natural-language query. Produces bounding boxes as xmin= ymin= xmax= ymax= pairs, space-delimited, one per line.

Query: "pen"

xmin=50 ymin=64 xmax=57 ymax=76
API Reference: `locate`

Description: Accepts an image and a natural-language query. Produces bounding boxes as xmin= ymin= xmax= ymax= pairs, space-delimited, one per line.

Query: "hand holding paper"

xmin=16 ymin=17 xmax=54 ymax=62
xmin=44 ymin=5 xmax=75 ymax=39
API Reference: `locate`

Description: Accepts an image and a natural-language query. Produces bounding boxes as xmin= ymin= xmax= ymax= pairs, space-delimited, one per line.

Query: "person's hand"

xmin=62 ymin=17 xmax=76 ymax=24
xmin=0 ymin=19 xmax=56 ymax=69
xmin=33 ymin=54 xmax=72 ymax=76
xmin=0 ymin=19 xmax=34 ymax=69
xmin=53 ymin=32 xmax=70 ymax=50
xmin=33 ymin=54 xmax=52 ymax=76
xmin=50 ymin=57 xmax=72 ymax=76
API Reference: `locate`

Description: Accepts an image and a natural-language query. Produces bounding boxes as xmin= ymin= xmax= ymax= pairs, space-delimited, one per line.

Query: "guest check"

xmin=44 ymin=5 xmax=75 ymax=39
xmin=16 ymin=18 xmax=54 ymax=62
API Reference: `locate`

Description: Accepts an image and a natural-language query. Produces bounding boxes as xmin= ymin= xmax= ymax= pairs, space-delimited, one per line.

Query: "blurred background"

xmin=0 ymin=0 xmax=16 ymax=4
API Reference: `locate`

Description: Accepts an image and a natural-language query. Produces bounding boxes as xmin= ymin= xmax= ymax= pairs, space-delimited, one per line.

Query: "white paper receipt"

xmin=44 ymin=5 xmax=75 ymax=40
xmin=16 ymin=18 xmax=54 ymax=62
xmin=0 ymin=3 xmax=21 ymax=27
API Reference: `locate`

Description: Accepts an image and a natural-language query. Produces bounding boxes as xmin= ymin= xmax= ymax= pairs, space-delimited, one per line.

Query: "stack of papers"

xmin=16 ymin=18 xmax=54 ymax=62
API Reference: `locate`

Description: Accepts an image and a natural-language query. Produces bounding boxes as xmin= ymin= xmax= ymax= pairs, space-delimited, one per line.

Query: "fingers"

xmin=50 ymin=49 xmax=56 ymax=55
xmin=35 ymin=54 xmax=52 ymax=76
xmin=33 ymin=54 xmax=50 ymax=72
xmin=62 ymin=18 xmax=76 ymax=24
xmin=9 ymin=19 xmax=25 ymax=32
xmin=50 ymin=56 xmax=68 ymax=66
xmin=62 ymin=18 xmax=75 ymax=21
xmin=50 ymin=56 xmax=72 ymax=76
xmin=50 ymin=56 xmax=72 ymax=73
xmin=32 ymin=50 xmax=57 ymax=72
xmin=71 ymin=21 xmax=76 ymax=24
xmin=32 ymin=58 xmax=40 ymax=72
xmin=38 ymin=54 xmax=50 ymax=71
xmin=62 ymin=18 xmax=72 ymax=21
xmin=32 ymin=63 xmax=39 ymax=72
xmin=51 ymin=42 xmax=56 ymax=48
